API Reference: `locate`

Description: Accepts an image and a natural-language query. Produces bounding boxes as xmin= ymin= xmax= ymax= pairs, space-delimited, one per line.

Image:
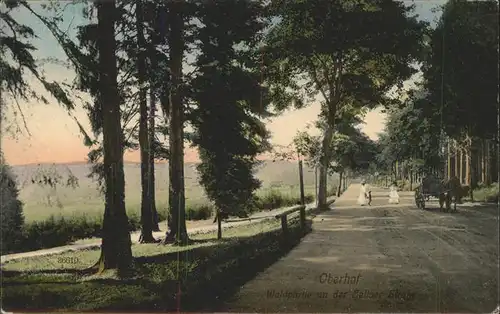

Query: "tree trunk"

xmin=343 ymin=171 xmax=347 ymax=191
xmin=485 ymin=140 xmax=490 ymax=184
xmin=454 ymin=140 xmax=459 ymax=178
xmin=491 ymin=142 xmax=498 ymax=183
xmin=337 ymin=171 xmax=343 ymax=197
xmin=317 ymin=125 xmax=334 ymax=209
xmin=164 ymin=0 xmax=189 ymax=245
xmin=136 ymin=0 xmax=156 ymax=244
xmin=149 ymin=88 xmax=160 ymax=232
xmin=156 ymin=7 xmax=171 ymax=233
xmin=446 ymin=141 xmax=451 ymax=180
xmin=314 ymin=166 xmax=318 ymax=206
xmin=465 ymin=149 xmax=470 ymax=188
xmin=95 ymin=0 xmax=133 ymax=273
xmin=216 ymin=208 xmax=222 ymax=240
xmin=459 ymin=150 xmax=464 ymax=184
xmin=409 ymin=170 xmax=413 ymax=191
xmin=147 ymin=8 xmax=160 ymax=233
xmin=298 ymin=159 xmax=305 ymax=205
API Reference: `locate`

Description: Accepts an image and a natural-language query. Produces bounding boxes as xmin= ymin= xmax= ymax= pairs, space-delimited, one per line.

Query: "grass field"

xmin=12 ymin=160 xmax=338 ymax=223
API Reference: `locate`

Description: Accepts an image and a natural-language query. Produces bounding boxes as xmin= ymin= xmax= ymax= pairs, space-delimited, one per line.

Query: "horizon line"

xmin=8 ymin=157 xmax=302 ymax=167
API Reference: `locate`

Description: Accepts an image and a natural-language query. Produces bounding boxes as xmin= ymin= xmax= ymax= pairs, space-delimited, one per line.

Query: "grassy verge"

xmin=10 ymin=186 xmax=331 ymax=254
xmin=469 ymin=182 xmax=499 ymax=203
xmin=1 ymin=217 xmax=311 ymax=312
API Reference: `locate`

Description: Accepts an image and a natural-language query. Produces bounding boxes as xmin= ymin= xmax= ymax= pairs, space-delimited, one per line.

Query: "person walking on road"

xmin=389 ymin=181 xmax=400 ymax=204
xmin=357 ymin=180 xmax=368 ymax=206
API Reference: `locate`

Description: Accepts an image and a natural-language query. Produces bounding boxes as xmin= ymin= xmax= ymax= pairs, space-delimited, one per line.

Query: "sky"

xmin=0 ymin=0 xmax=445 ymax=166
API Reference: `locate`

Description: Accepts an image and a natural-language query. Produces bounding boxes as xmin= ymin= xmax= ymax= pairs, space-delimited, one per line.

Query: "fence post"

xmin=281 ymin=215 xmax=288 ymax=239
xmin=299 ymin=206 xmax=306 ymax=230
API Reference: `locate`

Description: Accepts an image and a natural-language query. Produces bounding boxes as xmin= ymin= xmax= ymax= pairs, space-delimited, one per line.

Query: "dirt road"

xmin=223 ymin=184 xmax=499 ymax=313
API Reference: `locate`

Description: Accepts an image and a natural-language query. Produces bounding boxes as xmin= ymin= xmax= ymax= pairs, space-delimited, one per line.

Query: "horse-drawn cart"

xmin=414 ymin=174 xmax=456 ymax=212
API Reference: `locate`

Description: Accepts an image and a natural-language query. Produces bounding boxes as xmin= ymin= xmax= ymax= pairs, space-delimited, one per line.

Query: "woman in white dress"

xmin=388 ymin=181 xmax=400 ymax=204
xmin=357 ymin=181 xmax=368 ymax=206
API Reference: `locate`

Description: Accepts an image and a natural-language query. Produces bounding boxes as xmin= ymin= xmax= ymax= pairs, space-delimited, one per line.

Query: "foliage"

xmin=376 ymin=92 xmax=443 ymax=172
xmin=265 ymin=0 xmax=427 ymax=116
xmin=0 ymin=0 xmax=79 ymax=135
xmin=472 ymin=182 xmax=499 ymax=203
xmin=190 ymin=1 xmax=272 ymax=220
xmin=264 ymin=0 xmax=428 ymax=206
xmin=293 ymin=119 xmax=378 ymax=175
xmin=0 ymin=158 xmax=25 ymax=254
xmin=422 ymin=0 xmax=498 ymax=143
xmin=17 ymin=210 xmax=165 ymax=253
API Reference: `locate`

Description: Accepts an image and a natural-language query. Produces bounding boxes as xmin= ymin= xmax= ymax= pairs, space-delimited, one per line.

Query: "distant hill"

xmin=11 ymin=160 xmax=336 ymax=191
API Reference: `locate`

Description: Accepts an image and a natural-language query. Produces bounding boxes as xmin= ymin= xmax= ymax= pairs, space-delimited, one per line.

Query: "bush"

xmin=327 ymin=185 xmax=338 ymax=197
xmin=396 ymin=179 xmax=413 ymax=191
xmin=186 ymin=204 xmax=213 ymax=220
xmin=254 ymin=189 xmax=314 ymax=210
xmin=0 ymin=161 xmax=25 ymax=254
xmin=473 ymin=182 xmax=499 ymax=203
xmin=21 ymin=215 xmax=102 ymax=251
xmin=9 ymin=189 xmax=311 ymax=254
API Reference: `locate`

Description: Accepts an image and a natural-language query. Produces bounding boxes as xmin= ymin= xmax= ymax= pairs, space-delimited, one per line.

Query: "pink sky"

xmin=1 ymin=102 xmax=385 ymax=165
xmin=1 ymin=61 xmax=386 ymax=166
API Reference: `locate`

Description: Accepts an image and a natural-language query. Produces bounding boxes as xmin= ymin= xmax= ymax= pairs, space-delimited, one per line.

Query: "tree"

xmin=189 ymin=0 xmax=272 ymax=240
xmin=72 ymin=1 xmax=164 ymax=237
xmin=424 ymin=0 xmax=498 ymax=143
xmin=421 ymin=0 xmax=499 ymax=192
xmin=293 ymin=113 xmax=377 ymax=197
xmin=95 ymin=0 xmax=133 ymax=272
xmin=0 ymin=155 xmax=25 ymax=254
xmin=163 ymin=0 xmax=189 ymax=244
xmin=135 ymin=0 xmax=156 ymax=243
xmin=265 ymin=0 xmax=427 ymax=209
xmin=380 ymin=91 xmax=443 ymax=174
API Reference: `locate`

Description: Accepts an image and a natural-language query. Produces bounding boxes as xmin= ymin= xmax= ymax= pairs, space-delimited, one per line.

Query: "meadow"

xmin=13 ymin=160 xmax=338 ymax=223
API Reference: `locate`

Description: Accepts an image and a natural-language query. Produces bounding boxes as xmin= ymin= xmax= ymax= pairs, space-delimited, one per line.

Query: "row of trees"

xmin=374 ymin=0 xmax=499 ymax=196
xmin=2 ymin=0 xmax=430 ymax=272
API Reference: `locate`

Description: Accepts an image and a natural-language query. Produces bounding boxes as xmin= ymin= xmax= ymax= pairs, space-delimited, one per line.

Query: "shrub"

xmin=254 ymin=189 xmax=314 ymax=210
xmin=327 ymin=185 xmax=338 ymax=197
xmin=10 ymin=189 xmax=312 ymax=254
xmin=473 ymin=182 xmax=499 ymax=203
xmin=186 ymin=204 xmax=213 ymax=220
xmin=21 ymin=215 xmax=102 ymax=251
xmin=0 ymin=161 xmax=25 ymax=254
xmin=395 ymin=179 xmax=414 ymax=191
